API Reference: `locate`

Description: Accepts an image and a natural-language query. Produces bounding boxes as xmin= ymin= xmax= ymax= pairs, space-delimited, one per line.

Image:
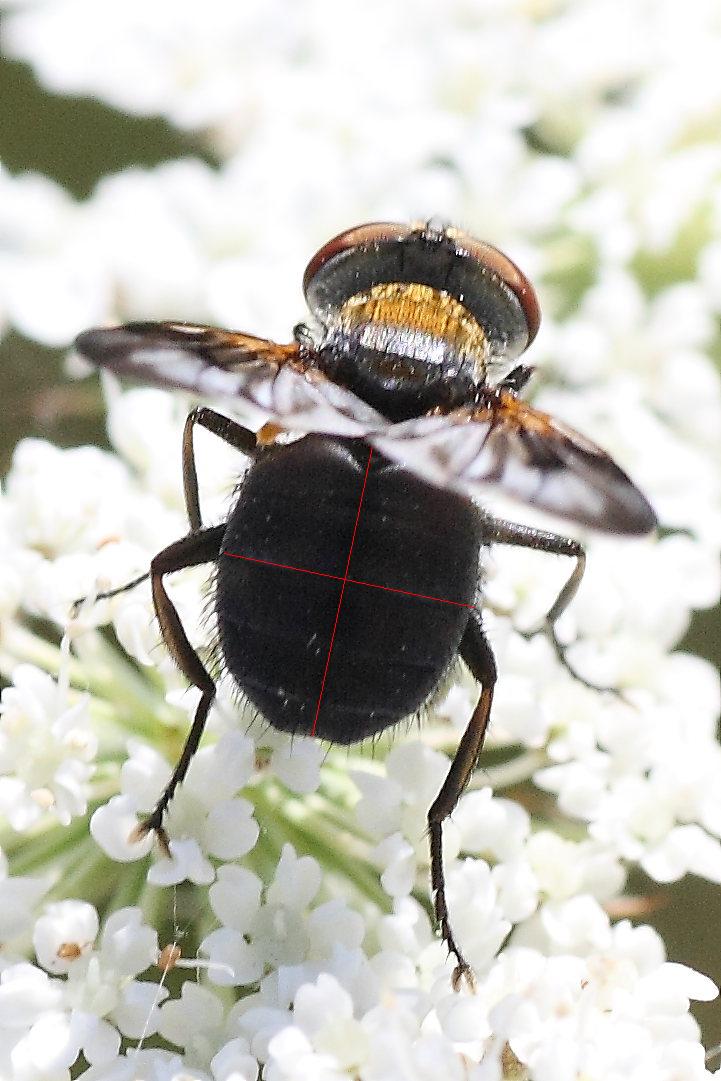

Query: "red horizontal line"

xmin=223 ymin=551 xmax=343 ymax=582
xmin=221 ymin=550 xmax=472 ymax=608
xmin=345 ymin=578 xmax=472 ymax=608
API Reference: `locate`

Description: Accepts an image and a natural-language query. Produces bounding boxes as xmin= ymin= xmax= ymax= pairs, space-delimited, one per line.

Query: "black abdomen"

xmin=216 ymin=435 xmax=482 ymax=742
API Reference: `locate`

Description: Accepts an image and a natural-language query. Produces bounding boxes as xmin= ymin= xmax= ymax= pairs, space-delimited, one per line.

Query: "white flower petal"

xmin=90 ymin=795 xmax=154 ymax=862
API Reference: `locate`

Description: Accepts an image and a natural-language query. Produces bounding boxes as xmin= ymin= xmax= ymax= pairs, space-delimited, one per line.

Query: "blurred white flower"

xmin=0 ymin=664 xmax=95 ymax=829
xmin=0 ymin=847 xmax=47 ymax=948
xmin=484 ymin=933 xmax=716 ymax=1081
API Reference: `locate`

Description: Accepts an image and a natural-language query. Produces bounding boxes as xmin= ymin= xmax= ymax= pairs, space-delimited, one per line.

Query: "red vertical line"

xmin=310 ymin=447 xmax=374 ymax=735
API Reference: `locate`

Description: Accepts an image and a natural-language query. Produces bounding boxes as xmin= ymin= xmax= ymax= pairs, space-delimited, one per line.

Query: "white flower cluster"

xmin=0 ymin=664 xmax=95 ymax=831
xmin=0 ymin=870 xmax=716 ymax=1080
xmin=1 ymin=0 xmax=721 ymax=1078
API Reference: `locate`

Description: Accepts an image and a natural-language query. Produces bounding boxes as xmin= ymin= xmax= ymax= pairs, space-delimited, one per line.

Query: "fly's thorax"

xmin=321 ymin=282 xmax=488 ymax=420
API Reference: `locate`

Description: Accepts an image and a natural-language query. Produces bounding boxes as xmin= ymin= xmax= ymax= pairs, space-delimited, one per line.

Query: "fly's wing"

xmin=370 ymin=390 xmax=657 ymax=535
xmin=76 ymin=324 xmax=656 ymax=535
xmin=74 ymin=321 xmax=385 ymax=437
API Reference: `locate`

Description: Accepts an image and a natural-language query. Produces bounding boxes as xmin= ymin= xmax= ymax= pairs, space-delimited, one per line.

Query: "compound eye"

xmin=303 ymin=222 xmax=411 ymax=311
xmin=450 ymin=231 xmax=541 ymax=348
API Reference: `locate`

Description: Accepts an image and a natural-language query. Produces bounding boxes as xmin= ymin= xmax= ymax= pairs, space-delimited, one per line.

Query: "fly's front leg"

xmin=484 ymin=516 xmax=613 ymax=693
xmin=428 ymin=610 xmax=497 ymax=992
xmin=182 ymin=406 xmax=257 ymax=531
xmin=71 ymin=570 xmax=152 ymax=612
xmin=71 ymin=408 xmax=256 ymax=612
xmin=130 ymin=524 xmax=225 ymax=850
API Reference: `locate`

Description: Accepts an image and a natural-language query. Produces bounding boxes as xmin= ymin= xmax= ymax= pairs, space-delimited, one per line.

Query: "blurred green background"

xmin=2 ymin=51 xmax=721 ymax=1048
xmin=0 ymin=54 xmax=210 ymax=466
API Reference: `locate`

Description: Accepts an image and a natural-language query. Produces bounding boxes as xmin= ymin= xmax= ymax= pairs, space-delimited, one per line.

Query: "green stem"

xmin=251 ymin=781 xmax=390 ymax=913
xmin=112 ymin=858 xmax=151 ymax=912
xmin=5 ymin=813 xmax=92 ymax=874
xmin=1 ymin=623 xmax=168 ymax=724
xmin=45 ymin=834 xmax=110 ymax=900
xmin=471 ymin=749 xmax=550 ymax=790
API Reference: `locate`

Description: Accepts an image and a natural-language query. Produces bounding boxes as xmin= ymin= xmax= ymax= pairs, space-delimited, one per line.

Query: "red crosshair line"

xmin=222 ymin=446 xmax=473 ymax=735
xmin=308 ymin=445 xmax=374 ymax=734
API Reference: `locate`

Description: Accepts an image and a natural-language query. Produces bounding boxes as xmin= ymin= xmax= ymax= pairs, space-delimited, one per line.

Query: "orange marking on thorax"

xmin=256 ymin=422 xmax=284 ymax=445
xmin=340 ymin=282 xmax=487 ymax=359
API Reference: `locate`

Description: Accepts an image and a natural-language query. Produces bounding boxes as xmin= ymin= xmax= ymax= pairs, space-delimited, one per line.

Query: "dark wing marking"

xmin=74 ymin=321 xmax=385 ymax=436
xmin=370 ymin=390 xmax=657 ymax=535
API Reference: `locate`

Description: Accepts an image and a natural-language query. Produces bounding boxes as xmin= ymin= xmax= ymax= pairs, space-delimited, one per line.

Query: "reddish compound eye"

xmin=303 ymin=220 xmax=540 ymax=361
xmin=302 ymin=222 xmax=412 ymax=298
xmin=449 ymin=230 xmax=541 ymax=348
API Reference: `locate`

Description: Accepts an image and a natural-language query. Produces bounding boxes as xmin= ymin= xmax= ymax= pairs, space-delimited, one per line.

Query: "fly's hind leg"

xmin=484 ymin=516 xmax=617 ymax=694
xmin=428 ymin=610 xmax=497 ymax=992
xmin=131 ymin=524 xmax=225 ymax=849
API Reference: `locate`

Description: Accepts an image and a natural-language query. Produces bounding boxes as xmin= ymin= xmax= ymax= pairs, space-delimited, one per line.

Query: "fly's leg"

xmin=71 ymin=408 xmax=256 ymax=611
xmin=70 ymin=413 xmax=255 ymax=842
xmin=130 ymin=524 xmax=225 ymax=848
xmin=428 ymin=610 xmax=497 ymax=992
xmin=71 ymin=570 xmax=152 ymax=611
xmin=484 ymin=516 xmax=617 ymax=694
xmin=181 ymin=406 xmax=257 ymax=531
